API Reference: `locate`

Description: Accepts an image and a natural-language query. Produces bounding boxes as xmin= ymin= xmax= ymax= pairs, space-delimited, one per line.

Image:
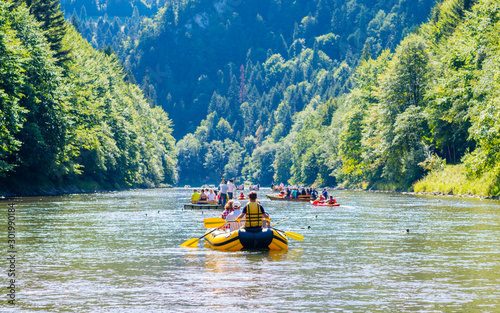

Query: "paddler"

xmin=236 ymin=191 xmax=269 ymax=232
xmin=238 ymin=191 xmax=246 ymax=200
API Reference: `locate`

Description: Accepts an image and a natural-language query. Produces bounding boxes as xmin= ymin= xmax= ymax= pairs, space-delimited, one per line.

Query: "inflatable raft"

xmin=204 ymin=228 xmax=288 ymax=251
xmin=310 ymin=201 xmax=340 ymax=207
xmin=266 ymin=194 xmax=311 ymax=202
xmin=184 ymin=204 xmax=224 ymax=210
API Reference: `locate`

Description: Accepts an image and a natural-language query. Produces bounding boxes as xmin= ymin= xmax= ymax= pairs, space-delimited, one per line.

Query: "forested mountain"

xmin=107 ymin=0 xmax=436 ymax=184
xmin=0 ymin=0 xmax=177 ymax=195
xmin=5 ymin=0 xmax=500 ymax=196
xmin=248 ymin=0 xmax=500 ymax=196
xmin=169 ymin=0 xmax=500 ymax=194
xmin=127 ymin=0 xmax=436 ymax=138
xmin=62 ymin=0 xmax=173 ymax=53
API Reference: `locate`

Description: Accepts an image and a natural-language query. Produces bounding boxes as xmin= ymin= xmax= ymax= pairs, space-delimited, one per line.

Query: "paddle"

xmin=271 ymin=217 xmax=290 ymax=227
xmin=203 ymin=218 xmax=303 ymax=241
xmin=203 ymin=217 xmax=279 ymax=228
xmin=272 ymin=227 xmax=304 ymax=241
xmin=204 ymin=217 xmax=230 ymax=228
xmin=180 ymin=228 xmax=218 ymax=248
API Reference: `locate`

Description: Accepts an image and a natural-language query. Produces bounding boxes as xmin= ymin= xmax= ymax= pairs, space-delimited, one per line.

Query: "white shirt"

xmin=227 ymin=182 xmax=235 ymax=193
xmin=207 ymin=192 xmax=216 ymax=202
xmin=226 ymin=209 xmax=244 ymax=231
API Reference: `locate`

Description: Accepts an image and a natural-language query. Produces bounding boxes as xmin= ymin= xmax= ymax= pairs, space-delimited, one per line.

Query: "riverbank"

xmin=333 ymin=164 xmax=500 ymax=200
xmin=413 ymin=164 xmax=500 ymax=199
xmin=0 ymin=180 xmax=173 ymax=198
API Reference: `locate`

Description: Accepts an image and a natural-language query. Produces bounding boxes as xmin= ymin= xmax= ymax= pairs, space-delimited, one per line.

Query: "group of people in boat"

xmin=219 ymin=191 xmax=270 ymax=232
xmin=312 ymin=194 xmax=337 ymax=205
xmin=190 ymin=188 xmax=218 ymax=204
xmin=272 ymin=183 xmax=337 ymax=204
xmin=248 ymin=184 xmax=260 ymax=190
xmin=191 ymin=179 xmax=238 ymax=205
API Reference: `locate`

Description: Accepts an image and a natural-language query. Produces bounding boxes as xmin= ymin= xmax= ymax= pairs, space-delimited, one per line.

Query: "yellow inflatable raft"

xmin=204 ymin=227 xmax=288 ymax=251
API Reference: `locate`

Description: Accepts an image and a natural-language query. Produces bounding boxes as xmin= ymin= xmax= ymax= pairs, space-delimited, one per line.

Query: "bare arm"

xmin=236 ymin=212 xmax=245 ymax=221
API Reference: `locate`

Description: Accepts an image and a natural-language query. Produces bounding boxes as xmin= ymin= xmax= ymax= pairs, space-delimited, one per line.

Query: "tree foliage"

xmin=0 ymin=2 xmax=177 ymax=194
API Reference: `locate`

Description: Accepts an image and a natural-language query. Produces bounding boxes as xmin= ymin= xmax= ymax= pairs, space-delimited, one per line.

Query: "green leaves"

xmin=0 ymin=3 xmax=29 ymax=175
xmin=1 ymin=4 xmax=177 ymax=192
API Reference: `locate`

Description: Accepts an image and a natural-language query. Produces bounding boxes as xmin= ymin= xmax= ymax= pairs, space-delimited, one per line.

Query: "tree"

xmin=338 ymin=106 xmax=364 ymax=183
xmin=376 ymin=34 xmax=430 ymax=186
xmin=0 ymin=3 xmax=29 ymax=175
xmin=6 ymin=3 xmax=68 ymax=183
xmin=176 ymin=134 xmax=202 ymax=183
xmin=13 ymin=0 xmax=71 ymax=64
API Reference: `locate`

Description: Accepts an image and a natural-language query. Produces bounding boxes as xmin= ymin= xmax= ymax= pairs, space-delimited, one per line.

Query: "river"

xmin=1 ymin=188 xmax=499 ymax=312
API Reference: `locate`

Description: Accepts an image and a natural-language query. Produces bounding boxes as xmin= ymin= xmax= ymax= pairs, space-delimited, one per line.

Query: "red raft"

xmin=310 ymin=200 xmax=340 ymax=207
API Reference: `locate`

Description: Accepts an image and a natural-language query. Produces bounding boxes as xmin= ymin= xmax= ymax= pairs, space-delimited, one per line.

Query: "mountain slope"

xmin=128 ymin=0 xmax=436 ymax=138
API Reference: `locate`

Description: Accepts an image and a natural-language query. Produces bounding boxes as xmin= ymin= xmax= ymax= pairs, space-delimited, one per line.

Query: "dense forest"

xmin=0 ymin=0 xmax=177 ymax=195
xmin=3 ymin=0 xmax=500 ymax=196
xmin=112 ymin=0 xmax=438 ymax=185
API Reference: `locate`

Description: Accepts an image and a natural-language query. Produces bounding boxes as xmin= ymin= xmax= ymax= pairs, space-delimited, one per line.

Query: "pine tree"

xmin=13 ymin=0 xmax=71 ymax=65
xmin=239 ymin=65 xmax=246 ymax=104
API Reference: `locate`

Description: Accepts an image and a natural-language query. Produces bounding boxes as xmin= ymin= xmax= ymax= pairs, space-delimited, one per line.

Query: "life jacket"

xmin=245 ymin=202 xmax=263 ymax=228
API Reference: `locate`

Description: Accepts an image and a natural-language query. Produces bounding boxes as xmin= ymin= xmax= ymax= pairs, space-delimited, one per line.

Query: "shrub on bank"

xmin=413 ymin=164 xmax=500 ymax=197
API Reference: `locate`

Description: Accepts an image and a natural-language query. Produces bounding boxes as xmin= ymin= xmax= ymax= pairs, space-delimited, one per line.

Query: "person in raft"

xmin=226 ymin=201 xmax=244 ymax=231
xmin=219 ymin=180 xmax=229 ymax=206
xmin=238 ymin=191 xmax=246 ymax=200
xmin=236 ymin=191 xmax=269 ymax=232
xmin=198 ymin=189 xmax=208 ymax=204
xmin=227 ymin=179 xmax=235 ymax=200
xmin=207 ymin=188 xmax=217 ymax=203
xmin=191 ymin=189 xmax=200 ymax=203
xmin=327 ymin=196 xmax=337 ymax=205
xmin=221 ymin=200 xmax=235 ymax=230
xmin=322 ymin=188 xmax=328 ymax=199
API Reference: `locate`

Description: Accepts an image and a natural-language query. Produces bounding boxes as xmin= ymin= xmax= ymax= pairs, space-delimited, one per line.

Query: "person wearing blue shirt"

xmin=219 ymin=180 xmax=229 ymax=206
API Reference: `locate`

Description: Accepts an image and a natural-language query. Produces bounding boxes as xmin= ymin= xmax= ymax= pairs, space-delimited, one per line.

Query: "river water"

xmin=1 ymin=188 xmax=499 ymax=312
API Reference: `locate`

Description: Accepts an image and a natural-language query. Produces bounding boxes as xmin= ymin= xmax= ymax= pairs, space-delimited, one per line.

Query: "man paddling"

xmin=236 ymin=191 xmax=269 ymax=232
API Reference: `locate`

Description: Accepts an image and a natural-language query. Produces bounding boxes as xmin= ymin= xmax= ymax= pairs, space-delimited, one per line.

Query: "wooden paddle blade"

xmin=180 ymin=238 xmax=199 ymax=248
xmin=285 ymin=231 xmax=304 ymax=242
xmin=203 ymin=217 xmax=227 ymax=228
xmin=271 ymin=217 xmax=290 ymax=227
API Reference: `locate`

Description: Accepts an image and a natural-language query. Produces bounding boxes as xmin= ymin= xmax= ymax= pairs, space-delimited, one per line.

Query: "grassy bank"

xmin=413 ymin=164 xmax=500 ymax=197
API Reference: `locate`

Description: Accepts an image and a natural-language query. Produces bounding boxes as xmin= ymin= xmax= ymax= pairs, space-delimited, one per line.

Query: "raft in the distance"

xmin=204 ymin=228 xmax=288 ymax=251
xmin=184 ymin=203 xmax=225 ymax=210
xmin=265 ymin=194 xmax=311 ymax=202
xmin=310 ymin=201 xmax=340 ymax=207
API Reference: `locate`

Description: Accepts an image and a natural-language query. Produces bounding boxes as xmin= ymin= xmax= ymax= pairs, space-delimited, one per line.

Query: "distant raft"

xmin=184 ymin=203 xmax=225 ymax=210
xmin=204 ymin=227 xmax=288 ymax=251
xmin=265 ymin=194 xmax=311 ymax=202
xmin=310 ymin=201 xmax=340 ymax=207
